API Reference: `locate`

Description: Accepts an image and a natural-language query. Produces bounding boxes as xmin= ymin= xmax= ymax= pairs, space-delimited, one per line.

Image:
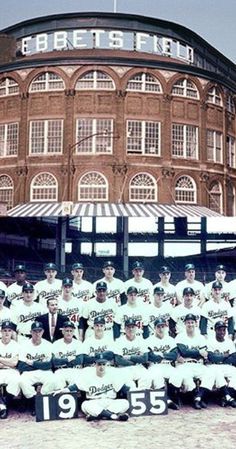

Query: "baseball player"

xmin=50 ymin=321 xmax=83 ymax=391
xmin=175 ymin=313 xmax=215 ymax=409
xmin=82 ymin=316 xmax=115 ymax=366
xmin=170 ymin=287 xmax=201 ymax=336
xmin=204 ymin=265 xmax=230 ymax=301
xmin=114 ymin=318 xmax=156 ymax=390
xmin=153 ymin=266 xmax=177 ymax=306
xmin=147 ymin=317 xmax=183 ymax=410
xmin=200 ymin=281 xmax=234 ymax=338
xmin=53 ymin=353 xmax=130 ymax=421
xmin=34 ymin=263 xmax=62 ymax=307
xmin=12 ymin=283 xmax=44 ymax=342
xmin=57 ymin=278 xmax=84 ymax=341
xmin=0 ymin=289 xmax=16 ymax=339
xmin=207 ymin=320 xmax=236 ymax=407
xmin=0 ymin=321 xmax=21 ymax=419
xmin=6 ymin=264 xmax=28 ymax=308
xmin=124 ymin=261 xmax=153 ymax=305
xmin=175 ymin=264 xmax=205 ymax=306
xmin=93 ymin=261 xmax=125 ymax=306
xmin=114 ymin=286 xmax=150 ymax=339
xmin=147 ymin=286 xmax=173 ymax=335
xmin=71 ymin=263 xmax=94 ymax=302
xmin=82 ymin=281 xmax=118 ymax=340
xmin=18 ymin=321 xmax=54 ymax=415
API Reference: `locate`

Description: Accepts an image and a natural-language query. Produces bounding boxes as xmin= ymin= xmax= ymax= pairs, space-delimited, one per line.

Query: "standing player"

xmin=53 ymin=353 xmax=130 ymax=422
xmin=204 ymin=265 xmax=230 ymax=301
xmin=153 ymin=266 xmax=177 ymax=306
xmin=175 ymin=264 xmax=205 ymax=305
xmin=94 ymin=261 xmax=125 ymax=306
xmin=7 ymin=264 xmax=28 ymax=308
xmin=57 ymin=278 xmax=84 ymax=341
xmin=82 ymin=316 xmax=115 ymax=366
xmin=147 ymin=286 xmax=173 ymax=335
xmin=207 ymin=321 xmax=236 ymax=407
xmin=124 ymin=261 xmax=153 ymax=305
xmin=114 ymin=286 xmax=150 ymax=338
xmin=114 ymin=318 xmax=156 ymax=390
xmin=200 ymin=281 xmax=234 ymax=338
xmin=71 ymin=262 xmax=93 ymax=302
xmin=170 ymin=287 xmax=201 ymax=336
xmin=34 ymin=263 xmax=62 ymax=307
xmin=147 ymin=318 xmax=183 ymax=410
xmin=82 ymin=281 xmax=118 ymax=340
xmin=18 ymin=321 xmax=54 ymax=415
xmin=0 ymin=321 xmax=21 ymax=419
xmin=13 ymin=283 xmax=43 ymax=342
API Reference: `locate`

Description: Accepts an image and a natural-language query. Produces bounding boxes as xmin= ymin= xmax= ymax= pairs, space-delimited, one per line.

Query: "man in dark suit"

xmin=35 ymin=297 xmax=67 ymax=342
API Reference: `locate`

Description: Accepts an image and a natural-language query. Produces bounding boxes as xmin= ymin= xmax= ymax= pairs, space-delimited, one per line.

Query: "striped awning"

xmin=7 ymin=202 xmax=222 ymax=218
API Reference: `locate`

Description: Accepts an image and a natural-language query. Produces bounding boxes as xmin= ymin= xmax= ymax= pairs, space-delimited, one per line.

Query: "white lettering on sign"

xmin=19 ymin=28 xmax=194 ymax=63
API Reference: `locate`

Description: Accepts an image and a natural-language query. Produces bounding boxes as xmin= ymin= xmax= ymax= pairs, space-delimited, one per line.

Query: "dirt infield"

xmin=2 ymin=406 xmax=236 ymax=449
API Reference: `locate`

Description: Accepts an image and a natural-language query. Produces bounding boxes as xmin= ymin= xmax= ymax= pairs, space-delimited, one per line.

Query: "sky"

xmin=0 ymin=0 xmax=236 ymax=63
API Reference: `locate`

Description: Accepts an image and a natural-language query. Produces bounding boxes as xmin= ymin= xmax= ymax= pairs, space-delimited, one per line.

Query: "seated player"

xmin=53 ymin=353 xmax=130 ymax=422
xmin=114 ymin=318 xmax=157 ymax=390
xmin=147 ymin=318 xmax=183 ymax=410
xmin=18 ymin=321 xmax=54 ymax=415
xmin=207 ymin=320 xmax=236 ymax=407
xmin=175 ymin=314 xmax=215 ymax=409
xmin=0 ymin=321 xmax=21 ymax=419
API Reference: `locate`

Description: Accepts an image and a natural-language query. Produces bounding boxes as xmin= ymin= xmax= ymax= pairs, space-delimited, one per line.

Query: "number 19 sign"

xmin=35 ymin=393 xmax=79 ymax=422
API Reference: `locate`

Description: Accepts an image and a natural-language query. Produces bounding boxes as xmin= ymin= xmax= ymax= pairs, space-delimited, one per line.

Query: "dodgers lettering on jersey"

xmin=201 ymin=300 xmax=233 ymax=332
xmin=7 ymin=283 xmax=25 ymax=307
xmin=72 ymin=280 xmax=94 ymax=302
xmin=93 ymin=277 xmax=125 ymax=306
xmin=83 ymin=299 xmax=118 ymax=330
xmin=52 ymin=338 xmax=82 ymax=359
xmin=148 ymin=303 xmax=173 ymax=333
xmin=114 ymin=302 xmax=149 ymax=335
xmin=153 ymin=282 xmax=177 ymax=304
xmin=207 ymin=336 xmax=235 ymax=356
xmin=13 ymin=302 xmax=43 ymax=335
xmin=76 ymin=367 xmax=123 ymax=399
xmin=57 ymin=298 xmax=83 ymax=325
xmin=114 ymin=335 xmax=148 ymax=357
xmin=146 ymin=334 xmax=176 ymax=357
xmin=0 ymin=340 xmax=20 ymax=361
xmin=34 ymin=279 xmax=62 ymax=305
xmin=19 ymin=339 xmax=52 ymax=363
xmin=124 ymin=278 xmax=153 ymax=305
xmin=82 ymin=335 xmax=114 ymax=357
xmin=171 ymin=304 xmax=201 ymax=334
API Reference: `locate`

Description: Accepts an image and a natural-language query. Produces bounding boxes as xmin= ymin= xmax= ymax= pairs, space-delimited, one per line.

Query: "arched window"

xmin=209 ymin=181 xmax=222 ymax=213
xmin=0 ymin=78 xmax=19 ymax=96
xmin=29 ymin=72 xmax=64 ymax=92
xmin=0 ymin=175 xmax=14 ymax=209
xmin=126 ymin=72 xmax=162 ymax=93
xmin=78 ymin=172 xmax=108 ymax=201
xmin=227 ymin=94 xmax=235 ymax=114
xmin=30 ymin=173 xmax=58 ymax=201
xmin=129 ymin=173 xmax=157 ymax=202
xmin=175 ymin=176 xmax=196 ymax=204
xmin=75 ymin=71 xmax=115 ymax=90
xmin=207 ymin=86 xmax=222 ymax=106
xmin=172 ymin=78 xmax=199 ymax=99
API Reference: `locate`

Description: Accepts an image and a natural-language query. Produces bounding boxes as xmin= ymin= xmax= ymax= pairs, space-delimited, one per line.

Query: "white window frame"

xmin=175 ymin=175 xmax=197 ymax=204
xmin=207 ymin=86 xmax=222 ymax=106
xmin=209 ymin=182 xmax=223 ymax=214
xmin=29 ymin=120 xmax=63 ymax=155
xmin=0 ymin=122 xmax=19 ymax=157
xmin=0 ymin=78 xmax=19 ymax=96
xmin=29 ymin=72 xmax=65 ymax=92
xmin=30 ymin=172 xmax=58 ymax=202
xmin=75 ymin=70 xmax=115 ymax=90
xmin=172 ymin=124 xmax=198 ymax=159
xmin=0 ymin=174 xmax=14 ymax=209
xmin=129 ymin=173 xmax=157 ymax=203
xmin=126 ymin=120 xmax=161 ymax=156
xmin=126 ymin=72 xmax=162 ymax=93
xmin=207 ymin=130 xmax=223 ymax=163
xmin=78 ymin=172 xmax=108 ymax=202
xmin=227 ymin=135 xmax=236 ymax=168
xmin=171 ymin=78 xmax=199 ymax=99
xmin=75 ymin=118 xmax=114 ymax=154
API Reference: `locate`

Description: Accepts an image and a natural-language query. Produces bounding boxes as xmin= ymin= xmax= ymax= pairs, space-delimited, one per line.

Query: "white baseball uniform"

xmin=200 ymin=299 xmax=233 ymax=336
xmin=12 ymin=302 xmax=44 ymax=340
xmin=34 ymin=278 xmax=62 ymax=307
xmin=0 ymin=339 xmax=21 ymax=396
xmin=93 ymin=277 xmax=125 ymax=306
xmin=171 ymin=304 xmax=202 ymax=334
xmin=175 ymin=279 xmax=205 ymax=305
xmin=207 ymin=335 xmax=236 ymax=390
xmin=114 ymin=301 xmax=149 ymax=336
xmin=147 ymin=302 xmax=173 ymax=335
xmin=124 ymin=277 xmax=153 ymax=305
xmin=51 ymin=337 xmax=84 ymax=390
xmin=153 ymin=281 xmax=177 ymax=305
xmin=72 ymin=280 xmax=94 ymax=302
xmin=83 ymin=298 xmax=118 ymax=339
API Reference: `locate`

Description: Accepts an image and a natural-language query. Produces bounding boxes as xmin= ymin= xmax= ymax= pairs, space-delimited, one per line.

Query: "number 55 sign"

xmin=35 ymin=393 xmax=79 ymax=422
xmin=127 ymin=389 xmax=168 ymax=416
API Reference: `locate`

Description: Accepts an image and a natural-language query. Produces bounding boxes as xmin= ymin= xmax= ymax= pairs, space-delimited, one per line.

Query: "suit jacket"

xmin=35 ymin=313 xmax=68 ymax=343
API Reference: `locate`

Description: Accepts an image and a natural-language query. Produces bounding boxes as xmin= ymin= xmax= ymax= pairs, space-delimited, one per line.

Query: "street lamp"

xmin=63 ymin=129 xmax=119 ymax=201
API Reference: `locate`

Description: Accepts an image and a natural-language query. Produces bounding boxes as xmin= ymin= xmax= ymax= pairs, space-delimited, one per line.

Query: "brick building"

xmin=0 ymin=12 xmax=236 ymax=215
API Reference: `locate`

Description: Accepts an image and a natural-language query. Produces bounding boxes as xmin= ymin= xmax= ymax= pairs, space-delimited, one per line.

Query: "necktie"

xmin=51 ymin=313 xmax=56 ymax=340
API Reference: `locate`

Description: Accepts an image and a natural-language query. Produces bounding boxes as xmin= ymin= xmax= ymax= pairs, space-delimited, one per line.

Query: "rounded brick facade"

xmin=0 ymin=12 xmax=236 ymax=214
